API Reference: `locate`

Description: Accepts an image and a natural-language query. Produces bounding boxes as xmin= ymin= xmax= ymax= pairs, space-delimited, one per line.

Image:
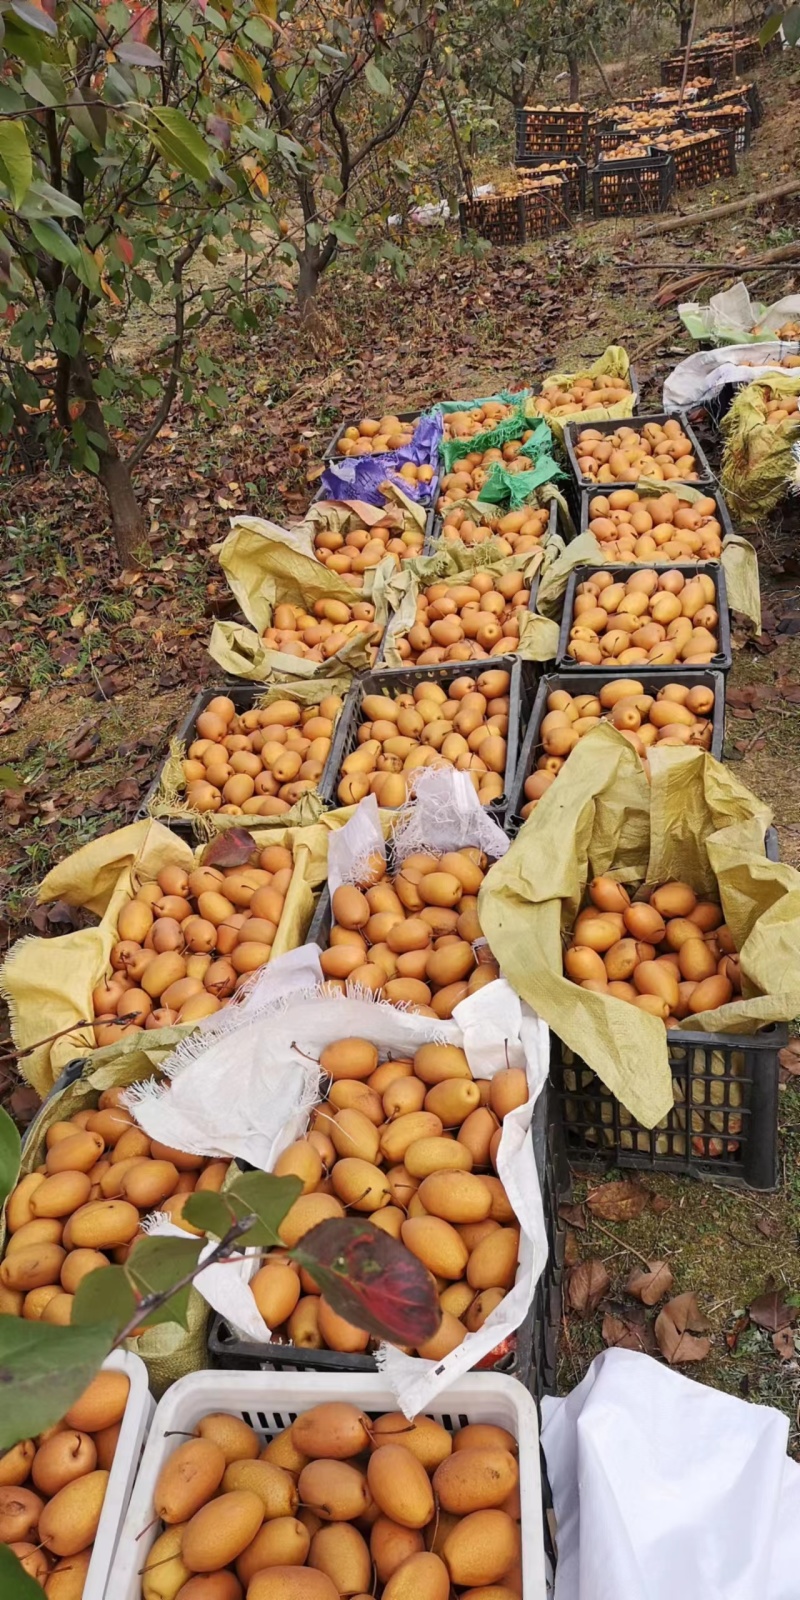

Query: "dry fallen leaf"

xmin=756 ymin=1215 xmax=782 ymax=1241
xmin=559 ymin=1201 xmax=587 ymax=1230
xmin=779 ymin=1038 xmax=800 ymax=1077
xmin=773 ymin=1327 xmax=795 ymax=1360
xmin=587 ymin=1179 xmax=650 ymax=1223
xmin=655 ymin=1293 xmax=712 ymax=1364
xmin=567 ymin=1258 xmax=611 ymax=1318
xmin=749 ymin=1284 xmax=797 ymax=1334
xmin=626 ymin=1260 xmax=674 ymax=1307
xmin=602 ymin=1302 xmax=657 ymax=1354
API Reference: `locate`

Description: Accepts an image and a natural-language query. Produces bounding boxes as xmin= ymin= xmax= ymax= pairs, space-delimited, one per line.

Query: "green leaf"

xmin=365 ymin=59 xmax=392 ymax=96
xmin=225 ymin=1170 xmax=303 ymax=1248
xmin=10 ymin=0 xmax=57 ymax=37
xmin=244 ymin=16 xmax=273 ymax=48
xmin=0 ymin=766 xmax=21 ymax=788
xmin=0 ymin=1545 xmax=45 ymax=1600
xmin=759 ymin=13 xmax=784 ymax=44
xmin=0 ymin=1107 xmax=20 ymax=1212
xmin=131 ymin=273 xmax=152 ymax=304
xmin=124 ymin=1235 xmax=203 ymax=1330
xmin=30 ymin=218 xmax=81 ymax=269
xmin=0 ymin=121 xmax=31 ymax=208
xmin=183 ymin=1190 xmax=233 ymax=1238
xmin=20 ymin=182 xmax=84 ymax=220
xmin=783 ymin=5 xmax=800 ymax=45
xmin=0 ymin=1316 xmax=118 ymax=1449
xmin=72 ymin=1265 xmax=136 ymax=1333
xmin=20 ymin=64 xmax=60 ymax=106
xmin=331 ymin=219 xmax=358 ymax=245
xmin=149 ymin=107 xmax=214 ymax=183
xmin=68 ymin=89 xmax=108 ymax=149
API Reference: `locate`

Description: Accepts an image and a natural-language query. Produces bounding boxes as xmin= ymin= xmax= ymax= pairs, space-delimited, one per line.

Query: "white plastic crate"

xmin=86 ymin=1350 xmax=154 ymax=1600
xmin=113 ymin=1370 xmax=546 ymax=1599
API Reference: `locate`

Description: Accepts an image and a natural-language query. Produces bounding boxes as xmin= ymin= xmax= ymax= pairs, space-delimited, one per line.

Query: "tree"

xmin=256 ymin=0 xmax=437 ymax=307
xmin=447 ymin=0 xmax=626 ymax=111
xmin=0 ymin=0 xmax=295 ymax=561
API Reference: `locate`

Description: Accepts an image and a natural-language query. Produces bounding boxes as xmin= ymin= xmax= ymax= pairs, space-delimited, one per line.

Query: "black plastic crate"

xmin=459 ymin=178 xmax=570 ymax=246
xmin=505 ymin=667 xmax=727 ymax=833
xmin=515 ymin=105 xmax=593 ymax=158
xmin=578 ymin=486 xmax=734 ymax=553
xmin=137 ymin=683 xmax=347 ymax=835
xmin=591 ymin=152 xmax=675 ymax=217
xmin=553 ymin=823 xmax=783 ymax=1190
xmin=591 ymin=124 xmax=647 ymax=160
xmin=378 ymin=563 xmax=544 ymax=669
xmin=683 ymin=102 xmax=752 ymax=153
xmin=557 ymin=561 xmax=731 ymax=675
xmin=652 ymin=129 xmax=737 ymax=188
xmin=563 ymin=411 xmax=716 ymax=494
xmin=327 ymin=656 xmax=527 ymax=817
xmin=514 ymin=154 xmax=588 ymax=211
xmin=207 ymin=1077 xmax=570 ymax=1399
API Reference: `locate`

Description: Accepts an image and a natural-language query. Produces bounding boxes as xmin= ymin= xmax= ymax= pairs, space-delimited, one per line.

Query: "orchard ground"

xmin=2 ymin=41 xmax=800 ymax=1434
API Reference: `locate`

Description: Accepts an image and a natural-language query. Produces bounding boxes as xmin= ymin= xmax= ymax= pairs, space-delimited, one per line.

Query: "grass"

xmin=560 ymin=1083 xmax=800 ymax=1446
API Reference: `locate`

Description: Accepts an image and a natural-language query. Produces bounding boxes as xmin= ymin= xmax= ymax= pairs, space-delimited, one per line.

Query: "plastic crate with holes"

xmin=551 ymin=828 xmax=783 ymax=1190
xmin=325 ymin=656 xmax=533 ymax=820
xmin=505 ymin=668 xmax=727 ymax=837
xmin=459 ymin=177 xmax=570 ymax=246
xmin=515 ymin=104 xmax=593 ymax=157
xmin=590 ymin=151 xmax=675 ymax=218
xmin=79 ymin=1352 xmax=155 ymax=1600
xmin=113 ymin=1369 xmax=548 ymax=1600
xmin=137 ymin=684 xmax=349 ymax=832
xmin=651 ymin=128 xmax=737 ymax=189
xmin=208 ymin=1076 xmax=570 ymax=1401
xmin=514 ymin=154 xmax=588 ymax=210
xmin=423 ymin=495 xmax=559 ymax=560
xmin=683 ymin=101 xmax=752 ymax=153
xmin=556 ymin=562 xmax=732 ymax=676
xmin=563 ymin=411 xmax=716 ymax=498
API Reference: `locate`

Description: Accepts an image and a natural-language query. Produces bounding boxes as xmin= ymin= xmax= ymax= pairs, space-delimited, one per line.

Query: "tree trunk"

xmin=568 ymin=52 xmax=580 ymax=101
xmin=99 ymin=453 xmax=146 ymax=565
xmin=71 ymin=354 xmax=145 ymax=564
xmin=296 ymin=251 xmax=320 ymax=309
xmin=679 ymin=6 xmax=692 ymax=44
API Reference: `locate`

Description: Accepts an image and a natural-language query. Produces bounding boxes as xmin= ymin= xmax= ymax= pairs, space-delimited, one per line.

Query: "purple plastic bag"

xmin=321 ymin=409 xmax=443 ymax=505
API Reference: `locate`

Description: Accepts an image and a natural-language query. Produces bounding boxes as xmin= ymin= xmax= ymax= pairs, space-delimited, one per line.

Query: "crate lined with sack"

xmin=515 ymin=103 xmax=593 ymax=158
xmin=683 ymin=101 xmax=752 ymax=153
xmin=140 ymin=683 xmax=348 ymax=830
xmin=514 ymin=154 xmax=588 ymax=211
xmin=579 ymin=486 xmax=732 ymax=562
xmin=651 ymin=128 xmax=737 ymax=188
xmin=328 ymin=657 xmax=529 ymax=813
xmin=209 ymin=1078 xmax=570 ymax=1399
xmin=459 ymin=175 xmax=570 ymax=246
xmin=506 ymin=669 xmax=726 ymax=828
xmin=591 ymin=149 xmax=675 ymax=219
xmin=114 ymin=1369 xmax=549 ymax=1600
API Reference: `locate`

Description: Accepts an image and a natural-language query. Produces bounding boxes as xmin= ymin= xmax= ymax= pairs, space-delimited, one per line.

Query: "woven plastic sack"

xmin=526 ymin=345 xmax=635 ymax=438
xmin=320 ymin=411 xmax=443 ymax=504
xmin=381 ymin=544 xmax=545 ymax=667
xmin=480 ymin=727 xmax=800 ymax=1128
xmin=0 ymin=817 xmax=333 ymax=1097
xmin=720 ymin=374 xmax=800 ymax=525
xmin=148 ymin=675 xmax=351 ymax=835
xmin=208 ymin=515 xmax=388 ymax=682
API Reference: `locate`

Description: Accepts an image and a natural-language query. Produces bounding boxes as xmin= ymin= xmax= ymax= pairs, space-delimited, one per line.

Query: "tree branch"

xmin=125 ymin=229 xmax=201 ymax=470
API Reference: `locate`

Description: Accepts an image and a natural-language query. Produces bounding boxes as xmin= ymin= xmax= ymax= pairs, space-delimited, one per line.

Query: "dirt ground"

xmin=2 ymin=40 xmax=800 ymax=1427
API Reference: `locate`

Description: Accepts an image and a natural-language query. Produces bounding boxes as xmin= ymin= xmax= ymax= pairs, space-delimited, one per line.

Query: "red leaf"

xmin=292 ymin=1218 xmax=441 ymax=1348
xmin=202 ymin=828 xmax=256 ymax=869
xmin=113 ymin=233 xmax=134 ymax=267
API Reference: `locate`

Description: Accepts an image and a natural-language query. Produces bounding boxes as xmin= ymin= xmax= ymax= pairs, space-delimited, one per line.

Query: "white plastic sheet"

xmin=541 ymin=1347 xmax=800 ymax=1600
xmin=663 ymin=343 xmax=800 ymax=412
